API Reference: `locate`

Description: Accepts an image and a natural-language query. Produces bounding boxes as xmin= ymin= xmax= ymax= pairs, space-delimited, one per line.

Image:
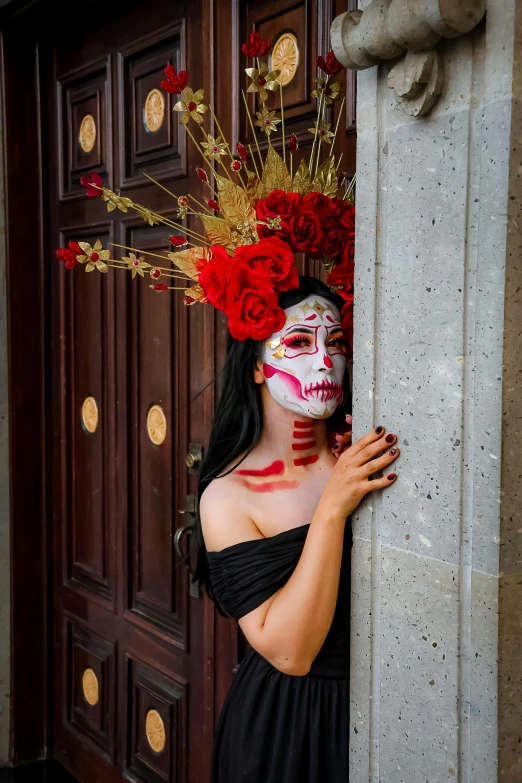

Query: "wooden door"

xmin=48 ymin=2 xmax=216 ymax=781
xmin=1 ymin=0 xmax=356 ymax=776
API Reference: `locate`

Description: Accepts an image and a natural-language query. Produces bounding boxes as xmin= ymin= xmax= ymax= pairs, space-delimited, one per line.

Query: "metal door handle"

xmin=174 ymin=522 xmax=193 ymax=559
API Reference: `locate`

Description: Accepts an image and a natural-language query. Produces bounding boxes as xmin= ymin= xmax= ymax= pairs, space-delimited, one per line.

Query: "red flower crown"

xmin=57 ymin=33 xmax=355 ymax=352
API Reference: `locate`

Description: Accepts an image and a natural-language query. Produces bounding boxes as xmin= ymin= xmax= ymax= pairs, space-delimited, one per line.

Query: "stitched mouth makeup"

xmin=304 ymin=380 xmax=342 ymax=402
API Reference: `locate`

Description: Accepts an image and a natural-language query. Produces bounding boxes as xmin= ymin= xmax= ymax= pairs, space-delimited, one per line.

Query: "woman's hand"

xmin=332 ymin=414 xmax=352 ymax=458
xmin=321 ymin=425 xmax=399 ymax=519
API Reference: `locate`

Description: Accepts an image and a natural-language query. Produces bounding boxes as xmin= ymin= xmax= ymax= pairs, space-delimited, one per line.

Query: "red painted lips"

xmin=304 ymin=380 xmax=342 ymax=403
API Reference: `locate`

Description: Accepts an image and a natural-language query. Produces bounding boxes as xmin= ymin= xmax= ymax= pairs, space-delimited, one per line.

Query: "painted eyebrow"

xmin=283 ymin=326 xmax=315 ymax=335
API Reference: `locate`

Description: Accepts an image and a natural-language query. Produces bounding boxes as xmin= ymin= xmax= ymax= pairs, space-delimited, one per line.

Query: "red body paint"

xmin=324 ymin=353 xmax=334 ymax=369
xmin=292 ymin=441 xmax=317 ymax=451
xmin=239 ymin=479 xmax=299 ymax=493
xmin=294 ymin=455 xmax=319 ymax=467
xmin=292 ymin=420 xmax=317 ymax=465
xmin=236 ymin=460 xmax=284 ymax=477
xmin=262 ymin=364 xmax=307 ymax=400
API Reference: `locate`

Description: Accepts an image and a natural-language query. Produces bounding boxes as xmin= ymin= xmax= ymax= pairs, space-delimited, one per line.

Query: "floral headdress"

xmin=57 ymin=32 xmax=355 ymax=350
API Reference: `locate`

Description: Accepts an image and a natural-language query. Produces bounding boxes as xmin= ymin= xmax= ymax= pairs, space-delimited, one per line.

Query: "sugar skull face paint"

xmin=261 ymin=296 xmax=347 ymax=418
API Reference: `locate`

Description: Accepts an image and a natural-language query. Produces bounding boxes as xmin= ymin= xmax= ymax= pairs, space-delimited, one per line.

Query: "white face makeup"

xmin=261 ymin=295 xmax=347 ymax=419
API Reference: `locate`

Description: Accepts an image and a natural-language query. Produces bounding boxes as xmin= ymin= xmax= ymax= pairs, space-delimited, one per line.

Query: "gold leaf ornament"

xmin=312 ymin=157 xmax=339 ymax=198
xmin=174 ymin=87 xmax=208 ymax=125
xmin=260 ymin=146 xmax=292 ymax=197
xmin=291 ymin=159 xmax=313 ymax=196
xmin=184 ymin=283 xmax=208 ymax=303
xmin=168 ymin=246 xmax=210 ymax=280
xmin=215 ymin=174 xmax=257 ymax=227
xmin=78 ymin=240 xmax=110 ymax=273
xmin=308 ymin=119 xmax=334 ymax=144
xmin=311 ymin=78 xmax=342 ymax=106
xmin=254 ymin=106 xmax=281 ymax=137
xmin=123 ymin=252 xmax=151 ymax=278
xmin=102 ymin=191 xmax=133 ymax=213
xmin=200 ymin=215 xmax=234 ymax=248
xmin=246 ymin=62 xmax=281 ymax=103
xmin=201 ymin=134 xmax=227 ymax=161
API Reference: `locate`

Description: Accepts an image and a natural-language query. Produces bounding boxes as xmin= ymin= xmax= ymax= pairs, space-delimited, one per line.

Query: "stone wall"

xmin=347 ymin=2 xmax=522 ymax=780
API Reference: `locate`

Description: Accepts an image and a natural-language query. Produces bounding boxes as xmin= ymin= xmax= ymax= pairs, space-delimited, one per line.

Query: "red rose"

xmin=321 ymin=228 xmax=347 ymax=261
xmin=337 ymin=201 xmax=355 ymax=232
xmin=226 ymin=260 xmax=285 ymax=340
xmin=197 ymin=245 xmax=231 ymax=310
xmin=316 ymin=51 xmax=343 ymax=77
xmin=292 ymin=208 xmax=324 ymax=255
xmin=323 ymin=196 xmax=346 ymax=222
xmin=256 ymin=190 xmax=301 ymax=222
xmin=327 ymin=257 xmax=354 ymax=299
xmin=302 ymin=192 xmax=332 ymax=213
xmin=234 ymin=237 xmax=298 ymax=292
xmin=80 ymin=171 xmax=103 ymax=197
xmin=161 ymin=64 xmax=189 ymax=94
xmin=340 ymin=236 xmax=355 ymax=270
xmin=256 ymin=190 xmax=300 ymax=247
xmin=242 ymin=31 xmax=271 ymax=58
xmin=56 ymin=240 xmax=83 ymax=270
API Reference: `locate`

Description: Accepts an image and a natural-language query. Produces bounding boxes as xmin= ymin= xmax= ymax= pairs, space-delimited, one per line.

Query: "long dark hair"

xmin=190 ymin=275 xmax=352 ymax=611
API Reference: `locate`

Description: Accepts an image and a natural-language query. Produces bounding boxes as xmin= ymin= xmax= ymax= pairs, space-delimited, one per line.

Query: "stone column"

xmin=332 ymin=1 xmax=522 ymax=781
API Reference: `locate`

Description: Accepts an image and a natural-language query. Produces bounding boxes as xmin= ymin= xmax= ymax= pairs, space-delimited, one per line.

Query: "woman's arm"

xmin=202 ymin=425 xmax=399 ymax=676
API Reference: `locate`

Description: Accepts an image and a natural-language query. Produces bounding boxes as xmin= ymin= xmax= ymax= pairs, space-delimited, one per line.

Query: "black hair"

xmin=190 ymin=275 xmax=352 ymax=612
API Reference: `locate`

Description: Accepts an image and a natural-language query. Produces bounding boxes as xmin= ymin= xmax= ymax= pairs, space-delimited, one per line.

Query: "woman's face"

xmin=260 ymin=295 xmax=347 ymax=419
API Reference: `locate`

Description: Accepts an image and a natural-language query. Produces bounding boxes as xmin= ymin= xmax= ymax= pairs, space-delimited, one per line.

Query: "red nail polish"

xmin=385 ymin=433 xmax=394 ymax=443
xmin=387 ymin=472 xmax=396 ymax=480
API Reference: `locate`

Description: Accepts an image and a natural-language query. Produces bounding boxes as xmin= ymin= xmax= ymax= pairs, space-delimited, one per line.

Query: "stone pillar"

xmin=332 ymin=1 xmax=522 ymax=781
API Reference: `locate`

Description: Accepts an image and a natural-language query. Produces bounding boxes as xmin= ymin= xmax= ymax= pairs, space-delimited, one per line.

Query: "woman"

xmin=193 ymin=275 xmax=400 ymax=782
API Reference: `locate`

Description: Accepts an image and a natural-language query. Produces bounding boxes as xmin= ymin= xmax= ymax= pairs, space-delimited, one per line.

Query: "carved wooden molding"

xmin=330 ymin=0 xmax=486 ymax=116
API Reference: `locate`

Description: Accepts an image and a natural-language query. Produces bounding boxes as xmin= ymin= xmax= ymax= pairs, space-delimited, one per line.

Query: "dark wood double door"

xmin=1 ymin=0 xmax=355 ymax=780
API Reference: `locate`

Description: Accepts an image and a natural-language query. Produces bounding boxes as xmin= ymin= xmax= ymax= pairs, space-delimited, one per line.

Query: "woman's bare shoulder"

xmin=199 ymin=468 xmax=263 ymax=552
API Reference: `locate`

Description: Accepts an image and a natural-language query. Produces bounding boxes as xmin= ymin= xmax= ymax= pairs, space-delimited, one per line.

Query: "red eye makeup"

xmin=282 ymin=333 xmax=314 ymax=349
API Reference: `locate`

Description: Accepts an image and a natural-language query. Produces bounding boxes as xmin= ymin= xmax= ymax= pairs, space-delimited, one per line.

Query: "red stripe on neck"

xmin=294 ymin=455 xmax=319 ymax=467
xmin=292 ymin=440 xmax=316 ymax=451
xmin=293 ymin=430 xmax=314 ymax=439
xmin=294 ymin=420 xmax=313 ymax=429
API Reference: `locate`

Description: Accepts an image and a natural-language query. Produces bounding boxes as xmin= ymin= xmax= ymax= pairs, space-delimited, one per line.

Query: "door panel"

xmin=50 ymin=2 xmax=209 ymax=782
xmin=61 ymin=221 xmax=117 ymax=608
xmin=124 ymin=218 xmax=189 ymax=643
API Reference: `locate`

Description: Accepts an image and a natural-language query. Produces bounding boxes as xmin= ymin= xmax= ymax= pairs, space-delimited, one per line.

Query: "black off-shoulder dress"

xmin=206 ymin=520 xmax=351 ymax=783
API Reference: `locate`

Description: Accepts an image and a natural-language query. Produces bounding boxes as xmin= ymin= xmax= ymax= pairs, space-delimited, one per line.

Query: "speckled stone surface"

xmin=348 ymin=1 xmax=522 ymax=781
xmin=0 ymin=98 xmax=10 ymax=766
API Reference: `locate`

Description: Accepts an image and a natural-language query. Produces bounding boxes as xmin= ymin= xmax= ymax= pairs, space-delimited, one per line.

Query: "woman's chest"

xmin=242 ymin=475 xmax=329 ymax=537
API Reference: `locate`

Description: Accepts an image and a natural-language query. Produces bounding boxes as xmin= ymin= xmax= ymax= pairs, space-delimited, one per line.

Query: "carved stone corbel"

xmin=330 ymin=0 xmax=486 ymax=117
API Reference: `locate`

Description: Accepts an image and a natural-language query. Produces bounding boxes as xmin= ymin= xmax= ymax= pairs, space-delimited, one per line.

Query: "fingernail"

xmin=375 ymin=425 xmax=383 ymax=434
xmin=387 ymin=472 xmax=397 ymax=480
xmin=389 ymin=448 xmax=397 ymax=456
xmin=385 ymin=433 xmax=395 ymax=443
xmin=332 ymin=444 xmax=339 ymax=450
